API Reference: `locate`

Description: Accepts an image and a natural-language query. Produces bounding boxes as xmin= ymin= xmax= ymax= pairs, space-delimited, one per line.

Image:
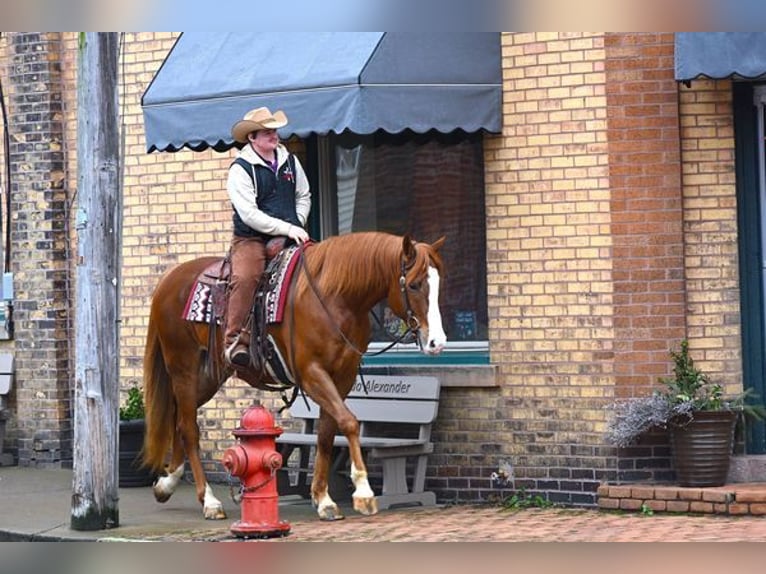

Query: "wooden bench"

xmin=276 ymin=375 xmax=440 ymax=510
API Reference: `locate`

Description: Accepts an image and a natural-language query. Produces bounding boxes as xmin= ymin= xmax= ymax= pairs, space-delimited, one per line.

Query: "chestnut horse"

xmin=141 ymin=232 xmax=446 ymax=520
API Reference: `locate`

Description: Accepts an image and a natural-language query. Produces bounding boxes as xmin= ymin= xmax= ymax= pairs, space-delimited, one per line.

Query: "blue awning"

xmin=675 ymin=32 xmax=766 ymax=81
xmin=141 ymin=32 xmax=502 ymax=153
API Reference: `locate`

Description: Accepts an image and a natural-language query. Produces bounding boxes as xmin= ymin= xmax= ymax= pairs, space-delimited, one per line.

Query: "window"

xmin=316 ymin=130 xmax=488 ymax=362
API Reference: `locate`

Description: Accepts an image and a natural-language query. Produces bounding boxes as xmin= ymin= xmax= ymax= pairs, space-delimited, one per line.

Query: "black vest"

xmin=231 ymin=155 xmax=301 ymax=239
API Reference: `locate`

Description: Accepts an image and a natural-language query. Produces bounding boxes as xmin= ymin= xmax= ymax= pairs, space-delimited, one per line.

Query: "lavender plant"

xmin=606 ymin=340 xmax=765 ymax=448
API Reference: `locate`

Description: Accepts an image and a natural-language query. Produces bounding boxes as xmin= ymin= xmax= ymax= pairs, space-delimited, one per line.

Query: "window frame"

xmin=311 ymin=132 xmax=490 ymax=366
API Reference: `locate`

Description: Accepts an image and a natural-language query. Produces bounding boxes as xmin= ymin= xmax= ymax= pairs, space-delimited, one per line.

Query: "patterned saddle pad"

xmin=181 ymin=245 xmax=305 ymax=326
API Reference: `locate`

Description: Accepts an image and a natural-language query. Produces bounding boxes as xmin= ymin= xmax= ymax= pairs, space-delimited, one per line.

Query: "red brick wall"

xmin=605 ymin=33 xmax=686 ymax=397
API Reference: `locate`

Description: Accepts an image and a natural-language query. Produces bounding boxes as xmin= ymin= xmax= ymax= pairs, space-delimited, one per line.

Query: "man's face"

xmin=249 ymin=128 xmax=279 ymax=153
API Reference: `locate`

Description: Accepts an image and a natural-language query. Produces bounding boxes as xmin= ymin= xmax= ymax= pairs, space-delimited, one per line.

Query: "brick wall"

xmin=1 ymin=33 xmax=748 ymax=503
xmin=605 ymin=33 xmax=686 ymax=397
xmin=2 ymin=32 xmax=72 ymax=467
xmin=677 ymin=79 xmax=742 ymax=391
xmin=483 ymin=32 xmax=615 ymax=505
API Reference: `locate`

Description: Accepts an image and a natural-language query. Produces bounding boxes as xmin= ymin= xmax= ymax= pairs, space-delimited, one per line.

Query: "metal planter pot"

xmin=669 ymin=410 xmax=737 ymax=487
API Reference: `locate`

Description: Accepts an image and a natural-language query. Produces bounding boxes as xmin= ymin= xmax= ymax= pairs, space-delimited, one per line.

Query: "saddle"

xmin=192 ymin=237 xmax=302 ymax=382
xmin=194 ymin=236 xmax=290 ymax=312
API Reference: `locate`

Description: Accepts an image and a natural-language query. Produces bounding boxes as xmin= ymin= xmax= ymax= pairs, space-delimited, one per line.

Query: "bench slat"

xmin=278 ymin=432 xmax=430 ymax=450
xmin=288 ymin=397 xmax=438 ymax=424
xmin=287 ymin=375 xmax=440 ymax=423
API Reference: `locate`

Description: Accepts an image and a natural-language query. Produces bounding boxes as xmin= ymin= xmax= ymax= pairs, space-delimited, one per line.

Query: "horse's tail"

xmin=142 ymin=316 xmax=175 ymax=474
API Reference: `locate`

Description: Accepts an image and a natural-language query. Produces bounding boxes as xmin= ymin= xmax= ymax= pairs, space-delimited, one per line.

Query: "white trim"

xmin=367 ymin=340 xmax=488 ymax=354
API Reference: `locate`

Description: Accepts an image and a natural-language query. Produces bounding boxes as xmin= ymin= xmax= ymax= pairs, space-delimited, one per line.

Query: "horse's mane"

xmin=305 ymin=232 xmax=432 ymax=301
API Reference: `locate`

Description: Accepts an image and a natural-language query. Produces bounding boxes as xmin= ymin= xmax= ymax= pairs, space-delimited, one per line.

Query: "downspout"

xmin=0 ymin=32 xmax=10 ymax=273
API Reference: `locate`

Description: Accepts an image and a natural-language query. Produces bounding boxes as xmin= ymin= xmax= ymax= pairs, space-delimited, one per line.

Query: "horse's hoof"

xmin=153 ymin=484 xmax=172 ymax=504
xmin=315 ymin=501 xmax=345 ymax=521
xmin=204 ymin=504 xmax=227 ymax=520
xmin=318 ymin=508 xmax=345 ymax=521
xmin=352 ymin=496 xmax=379 ymax=516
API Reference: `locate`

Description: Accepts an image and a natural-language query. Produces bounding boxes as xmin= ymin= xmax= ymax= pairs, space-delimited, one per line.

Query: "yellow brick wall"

xmin=485 ymin=33 xmax=614 ymax=487
xmin=678 ymin=79 xmax=743 ymax=392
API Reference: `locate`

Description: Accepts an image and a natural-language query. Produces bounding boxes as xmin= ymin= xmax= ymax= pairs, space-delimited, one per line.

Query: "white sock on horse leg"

xmin=350 ymin=462 xmax=374 ymax=499
xmin=203 ymin=483 xmax=222 ymax=508
xmin=156 ymin=462 xmax=185 ymax=495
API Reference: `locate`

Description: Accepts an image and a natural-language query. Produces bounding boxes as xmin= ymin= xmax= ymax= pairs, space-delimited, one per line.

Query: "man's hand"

xmin=288 ymin=225 xmax=310 ymax=244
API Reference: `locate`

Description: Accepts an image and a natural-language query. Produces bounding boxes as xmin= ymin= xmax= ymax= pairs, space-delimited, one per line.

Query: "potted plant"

xmin=119 ymin=384 xmax=155 ymax=487
xmin=606 ymin=340 xmax=765 ymax=487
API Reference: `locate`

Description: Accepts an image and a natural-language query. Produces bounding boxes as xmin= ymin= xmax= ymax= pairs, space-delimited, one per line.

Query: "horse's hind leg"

xmin=174 ymin=391 xmax=226 ymax=520
xmin=153 ymin=428 xmax=186 ymax=503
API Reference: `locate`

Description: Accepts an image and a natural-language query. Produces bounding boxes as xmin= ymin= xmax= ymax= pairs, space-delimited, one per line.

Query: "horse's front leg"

xmin=345 ymin=428 xmax=377 ymax=516
xmin=302 ymin=362 xmax=379 ymax=518
xmin=312 ymin=413 xmax=344 ymax=521
xmin=315 ymin=407 xmax=378 ymax=517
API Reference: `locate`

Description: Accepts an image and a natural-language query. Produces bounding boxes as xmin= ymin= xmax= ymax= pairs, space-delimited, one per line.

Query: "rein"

xmin=281 ymin=242 xmax=422 ymax=405
xmin=296 ymin=243 xmax=422 ymax=358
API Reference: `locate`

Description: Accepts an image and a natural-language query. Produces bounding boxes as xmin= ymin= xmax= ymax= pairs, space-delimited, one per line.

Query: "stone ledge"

xmin=728 ymin=455 xmax=766 ymax=483
xmin=597 ymin=482 xmax=766 ymax=516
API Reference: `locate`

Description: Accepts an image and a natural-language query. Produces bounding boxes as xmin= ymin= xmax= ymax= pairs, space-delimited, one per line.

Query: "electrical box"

xmin=0 ymin=273 xmax=13 ymax=340
xmin=1 ymin=273 xmax=12 ymax=301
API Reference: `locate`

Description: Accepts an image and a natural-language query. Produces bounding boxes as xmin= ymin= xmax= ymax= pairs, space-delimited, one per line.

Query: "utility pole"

xmin=70 ymin=32 xmax=121 ymax=531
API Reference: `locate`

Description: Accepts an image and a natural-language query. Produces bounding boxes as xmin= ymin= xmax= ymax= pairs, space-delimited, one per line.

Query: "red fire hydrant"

xmin=222 ymin=403 xmax=290 ymax=538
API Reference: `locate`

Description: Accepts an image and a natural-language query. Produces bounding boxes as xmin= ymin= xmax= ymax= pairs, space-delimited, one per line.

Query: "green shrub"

xmin=119 ymin=385 xmax=145 ymax=421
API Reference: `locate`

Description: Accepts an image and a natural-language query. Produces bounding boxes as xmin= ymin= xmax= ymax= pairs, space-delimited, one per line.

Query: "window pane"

xmin=332 ymin=131 xmax=488 ymax=344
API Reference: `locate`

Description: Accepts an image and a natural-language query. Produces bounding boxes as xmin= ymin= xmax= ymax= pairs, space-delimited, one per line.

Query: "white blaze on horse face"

xmin=424 ymin=266 xmax=446 ymax=354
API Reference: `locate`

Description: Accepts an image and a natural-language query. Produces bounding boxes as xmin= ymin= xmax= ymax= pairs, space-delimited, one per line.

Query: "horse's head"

xmin=389 ymin=234 xmax=447 ymax=355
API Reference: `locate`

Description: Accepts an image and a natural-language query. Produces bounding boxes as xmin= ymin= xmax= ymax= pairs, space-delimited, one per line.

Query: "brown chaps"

xmin=224 ymin=235 xmax=266 ymax=350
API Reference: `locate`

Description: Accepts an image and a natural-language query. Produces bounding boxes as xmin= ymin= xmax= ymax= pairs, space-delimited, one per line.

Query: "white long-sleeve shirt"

xmin=227 ymin=143 xmax=311 ymax=236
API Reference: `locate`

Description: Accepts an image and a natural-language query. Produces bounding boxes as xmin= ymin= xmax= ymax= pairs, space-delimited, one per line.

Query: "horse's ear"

xmin=431 ymin=236 xmax=446 ymax=252
xmin=402 ymin=234 xmax=417 ymax=263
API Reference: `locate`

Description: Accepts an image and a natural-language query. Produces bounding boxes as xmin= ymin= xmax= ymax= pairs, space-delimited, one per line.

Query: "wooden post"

xmin=70 ymin=32 xmax=121 ymax=531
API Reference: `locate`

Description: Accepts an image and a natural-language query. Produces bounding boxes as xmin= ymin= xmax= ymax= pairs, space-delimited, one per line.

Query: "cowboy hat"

xmin=231 ymin=107 xmax=288 ymax=143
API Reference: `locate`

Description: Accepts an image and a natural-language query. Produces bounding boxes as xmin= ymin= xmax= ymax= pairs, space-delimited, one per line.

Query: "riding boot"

xmin=225 ymin=236 xmax=267 ymax=368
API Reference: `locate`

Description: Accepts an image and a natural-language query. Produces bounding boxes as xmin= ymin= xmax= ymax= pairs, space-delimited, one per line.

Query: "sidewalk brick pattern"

xmin=139 ymin=504 xmax=766 ymax=542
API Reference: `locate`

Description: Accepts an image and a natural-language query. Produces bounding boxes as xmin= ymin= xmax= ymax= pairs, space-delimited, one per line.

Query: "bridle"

xmin=398 ymin=257 xmax=422 ymax=339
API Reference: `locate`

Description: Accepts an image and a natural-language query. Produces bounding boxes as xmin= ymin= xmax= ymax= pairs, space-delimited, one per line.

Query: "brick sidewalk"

xmin=144 ymin=504 xmax=766 ymax=542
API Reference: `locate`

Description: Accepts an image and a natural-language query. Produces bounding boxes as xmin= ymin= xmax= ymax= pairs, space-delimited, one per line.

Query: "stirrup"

xmin=225 ymin=342 xmax=250 ymax=367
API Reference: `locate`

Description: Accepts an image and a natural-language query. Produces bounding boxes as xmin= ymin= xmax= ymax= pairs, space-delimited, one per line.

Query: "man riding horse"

xmin=225 ymin=107 xmax=311 ymax=368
